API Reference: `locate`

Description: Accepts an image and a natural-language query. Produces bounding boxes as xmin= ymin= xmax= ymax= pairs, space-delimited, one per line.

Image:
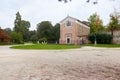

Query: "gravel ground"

xmin=0 ymin=46 xmax=120 ymax=80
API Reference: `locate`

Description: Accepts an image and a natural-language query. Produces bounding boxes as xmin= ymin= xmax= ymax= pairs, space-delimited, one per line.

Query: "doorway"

xmin=66 ymin=37 xmax=71 ymax=44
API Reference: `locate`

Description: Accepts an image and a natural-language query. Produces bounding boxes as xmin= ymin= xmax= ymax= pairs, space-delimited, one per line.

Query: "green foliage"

xmin=107 ymin=14 xmax=120 ymax=36
xmin=51 ymin=23 xmax=60 ymax=41
xmin=21 ymin=20 xmax=31 ymax=42
xmin=37 ymin=22 xmax=60 ymax=43
xmin=87 ymin=33 xmax=113 ymax=44
xmin=10 ymin=31 xmax=23 ymax=44
xmin=14 ymin=12 xmax=22 ymax=33
xmin=39 ymin=37 xmax=47 ymax=43
xmin=30 ymin=35 xmax=38 ymax=43
xmin=88 ymin=13 xmax=104 ymax=33
xmin=37 ymin=21 xmax=53 ymax=40
xmin=14 ymin=12 xmax=31 ymax=42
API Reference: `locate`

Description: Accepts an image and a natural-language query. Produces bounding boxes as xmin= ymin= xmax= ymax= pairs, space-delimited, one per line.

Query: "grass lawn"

xmin=83 ymin=44 xmax=120 ymax=48
xmin=10 ymin=44 xmax=80 ymax=50
xmin=0 ymin=42 xmax=12 ymax=46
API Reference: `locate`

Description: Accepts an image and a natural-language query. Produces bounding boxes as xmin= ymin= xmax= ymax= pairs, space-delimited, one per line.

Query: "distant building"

xmin=0 ymin=28 xmax=10 ymax=43
xmin=59 ymin=16 xmax=90 ymax=45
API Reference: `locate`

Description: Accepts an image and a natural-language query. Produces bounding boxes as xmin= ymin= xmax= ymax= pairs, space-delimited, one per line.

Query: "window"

xmin=66 ymin=20 xmax=71 ymax=27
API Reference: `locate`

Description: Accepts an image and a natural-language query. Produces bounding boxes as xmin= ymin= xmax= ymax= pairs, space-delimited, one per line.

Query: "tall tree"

xmin=21 ymin=20 xmax=30 ymax=42
xmin=88 ymin=13 xmax=104 ymax=45
xmin=37 ymin=21 xmax=53 ymax=41
xmin=14 ymin=12 xmax=22 ymax=33
xmin=88 ymin=13 xmax=104 ymax=33
xmin=52 ymin=23 xmax=60 ymax=41
xmin=13 ymin=12 xmax=30 ymax=42
xmin=107 ymin=14 xmax=120 ymax=36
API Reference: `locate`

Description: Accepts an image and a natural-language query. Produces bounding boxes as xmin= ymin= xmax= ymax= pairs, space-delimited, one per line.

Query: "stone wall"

xmin=107 ymin=31 xmax=120 ymax=44
xmin=112 ymin=31 xmax=120 ymax=44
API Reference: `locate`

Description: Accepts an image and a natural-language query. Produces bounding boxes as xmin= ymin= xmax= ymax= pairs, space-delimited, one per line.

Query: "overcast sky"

xmin=0 ymin=0 xmax=120 ymax=30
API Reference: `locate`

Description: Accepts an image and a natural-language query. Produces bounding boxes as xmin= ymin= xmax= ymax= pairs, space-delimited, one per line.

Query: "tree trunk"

xmin=111 ymin=30 xmax=113 ymax=36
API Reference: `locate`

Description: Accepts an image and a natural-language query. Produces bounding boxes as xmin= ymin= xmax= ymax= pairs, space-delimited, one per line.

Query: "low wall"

xmin=107 ymin=31 xmax=120 ymax=44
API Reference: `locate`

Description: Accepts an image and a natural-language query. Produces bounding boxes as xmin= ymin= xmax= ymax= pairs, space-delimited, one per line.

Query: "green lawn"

xmin=83 ymin=44 xmax=120 ymax=48
xmin=10 ymin=44 xmax=80 ymax=50
xmin=0 ymin=42 xmax=12 ymax=46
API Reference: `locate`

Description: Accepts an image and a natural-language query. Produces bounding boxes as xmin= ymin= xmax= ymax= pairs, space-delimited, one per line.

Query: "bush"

xmin=87 ymin=33 xmax=113 ymax=44
xmin=10 ymin=31 xmax=23 ymax=44
xmin=30 ymin=35 xmax=38 ymax=43
xmin=39 ymin=37 xmax=47 ymax=43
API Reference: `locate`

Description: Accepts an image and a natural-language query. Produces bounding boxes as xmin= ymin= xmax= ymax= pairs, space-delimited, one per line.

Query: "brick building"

xmin=59 ymin=16 xmax=90 ymax=45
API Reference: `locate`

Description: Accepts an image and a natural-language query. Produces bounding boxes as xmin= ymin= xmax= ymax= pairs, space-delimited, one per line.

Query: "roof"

xmin=60 ymin=16 xmax=89 ymax=27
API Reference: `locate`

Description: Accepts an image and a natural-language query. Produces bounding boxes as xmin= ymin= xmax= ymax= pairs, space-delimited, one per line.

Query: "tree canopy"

xmin=107 ymin=13 xmax=120 ymax=36
xmin=37 ymin=21 xmax=60 ymax=43
xmin=37 ymin=21 xmax=53 ymax=40
xmin=52 ymin=23 xmax=60 ymax=41
xmin=88 ymin=13 xmax=104 ymax=33
xmin=13 ymin=12 xmax=31 ymax=42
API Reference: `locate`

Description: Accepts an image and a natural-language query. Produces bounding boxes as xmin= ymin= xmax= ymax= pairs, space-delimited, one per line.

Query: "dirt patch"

xmin=0 ymin=46 xmax=120 ymax=80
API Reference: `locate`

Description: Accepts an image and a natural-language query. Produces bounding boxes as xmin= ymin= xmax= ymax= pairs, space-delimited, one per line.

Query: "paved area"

xmin=0 ymin=46 xmax=120 ymax=80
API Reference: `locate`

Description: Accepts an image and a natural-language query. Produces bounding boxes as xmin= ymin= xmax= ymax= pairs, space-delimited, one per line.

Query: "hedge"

xmin=87 ymin=33 xmax=113 ymax=44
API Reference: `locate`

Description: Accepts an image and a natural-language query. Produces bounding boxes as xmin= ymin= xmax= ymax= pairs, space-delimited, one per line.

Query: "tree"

xmin=88 ymin=13 xmax=104 ymax=33
xmin=10 ymin=31 xmax=22 ymax=44
xmin=37 ymin=21 xmax=53 ymax=41
xmin=0 ymin=28 xmax=10 ymax=43
xmin=3 ymin=28 xmax=12 ymax=35
xmin=14 ymin=12 xmax=22 ymax=33
xmin=52 ymin=23 xmax=60 ymax=42
xmin=21 ymin=20 xmax=30 ymax=42
xmin=107 ymin=14 xmax=120 ymax=36
xmin=14 ymin=12 xmax=30 ymax=42
xmin=29 ymin=30 xmax=38 ymax=43
xmin=30 ymin=35 xmax=38 ymax=43
xmin=88 ymin=13 xmax=104 ymax=45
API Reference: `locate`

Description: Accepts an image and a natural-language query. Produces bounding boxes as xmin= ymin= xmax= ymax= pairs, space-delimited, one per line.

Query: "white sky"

xmin=0 ymin=0 xmax=120 ymax=30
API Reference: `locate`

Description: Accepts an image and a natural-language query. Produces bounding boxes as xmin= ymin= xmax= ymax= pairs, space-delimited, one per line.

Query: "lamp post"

xmin=94 ymin=33 xmax=97 ymax=45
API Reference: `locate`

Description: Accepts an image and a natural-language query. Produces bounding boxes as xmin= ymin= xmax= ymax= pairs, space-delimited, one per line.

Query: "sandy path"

xmin=0 ymin=46 xmax=120 ymax=80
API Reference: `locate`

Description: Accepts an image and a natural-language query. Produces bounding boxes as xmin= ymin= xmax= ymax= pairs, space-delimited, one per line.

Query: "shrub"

xmin=30 ymin=35 xmax=38 ymax=43
xmin=39 ymin=37 xmax=47 ymax=43
xmin=87 ymin=33 xmax=113 ymax=44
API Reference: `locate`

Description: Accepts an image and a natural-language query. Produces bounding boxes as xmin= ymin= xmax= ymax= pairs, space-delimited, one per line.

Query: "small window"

xmin=66 ymin=20 xmax=71 ymax=27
